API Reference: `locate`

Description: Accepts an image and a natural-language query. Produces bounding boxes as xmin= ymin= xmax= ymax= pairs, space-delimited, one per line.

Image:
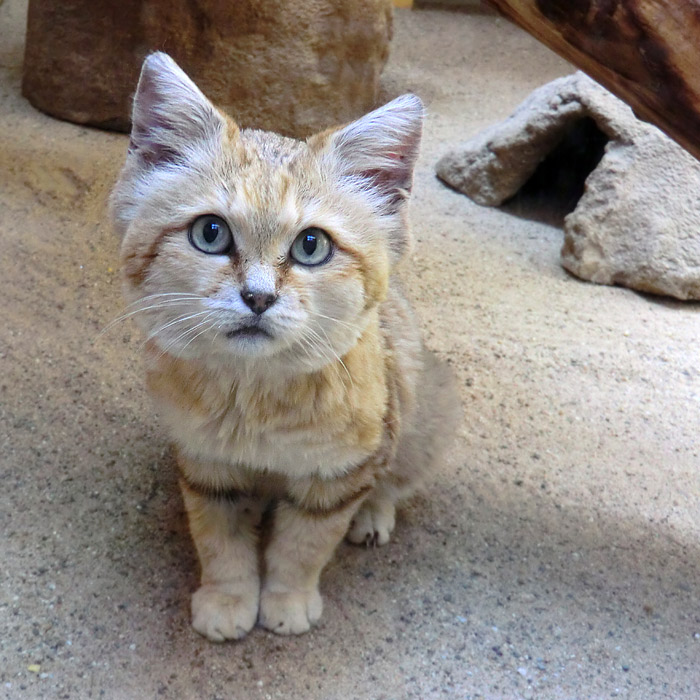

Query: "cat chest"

xmin=150 ymin=370 xmax=386 ymax=477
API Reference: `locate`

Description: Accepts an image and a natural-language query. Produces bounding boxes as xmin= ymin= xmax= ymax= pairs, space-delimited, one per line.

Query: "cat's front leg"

xmin=259 ymin=495 xmax=364 ymax=635
xmin=180 ymin=480 xmax=262 ymax=642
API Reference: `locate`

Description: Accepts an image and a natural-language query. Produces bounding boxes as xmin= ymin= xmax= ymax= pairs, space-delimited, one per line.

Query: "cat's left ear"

xmin=311 ymin=94 xmax=423 ymax=259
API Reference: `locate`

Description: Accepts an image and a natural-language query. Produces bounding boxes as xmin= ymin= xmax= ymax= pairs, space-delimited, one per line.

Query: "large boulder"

xmin=436 ymin=72 xmax=700 ymax=300
xmin=22 ymin=0 xmax=393 ymax=138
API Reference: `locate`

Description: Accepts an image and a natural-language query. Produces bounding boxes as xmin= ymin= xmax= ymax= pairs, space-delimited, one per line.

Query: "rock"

xmin=436 ymin=72 xmax=700 ymax=300
xmin=22 ymin=0 xmax=393 ymax=138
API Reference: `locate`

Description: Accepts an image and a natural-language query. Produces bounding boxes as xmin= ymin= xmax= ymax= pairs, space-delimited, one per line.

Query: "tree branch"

xmin=485 ymin=0 xmax=700 ymax=161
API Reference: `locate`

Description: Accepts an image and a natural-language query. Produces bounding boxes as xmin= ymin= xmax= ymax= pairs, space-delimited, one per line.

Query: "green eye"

xmin=189 ymin=215 xmax=233 ymax=255
xmin=290 ymin=228 xmax=333 ymax=266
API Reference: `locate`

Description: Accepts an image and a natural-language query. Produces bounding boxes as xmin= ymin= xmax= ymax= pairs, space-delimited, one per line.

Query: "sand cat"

xmin=111 ymin=52 xmax=458 ymax=640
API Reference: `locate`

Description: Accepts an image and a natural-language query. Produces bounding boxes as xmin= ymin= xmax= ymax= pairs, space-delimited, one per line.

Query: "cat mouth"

xmin=225 ymin=324 xmax=272 ymax=340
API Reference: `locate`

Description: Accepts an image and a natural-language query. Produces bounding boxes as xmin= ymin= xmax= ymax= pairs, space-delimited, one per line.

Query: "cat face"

xmin=111 ymin=53 xmax=423 ymax=372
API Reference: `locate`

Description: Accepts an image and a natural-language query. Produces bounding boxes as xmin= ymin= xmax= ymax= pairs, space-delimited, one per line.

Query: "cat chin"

xmin=222 ymin=335 xmax=282 ymax=358
xmin=224 ymin=327 xmax=272 ymax=341
xmin=221 ymin=336 xmax=345 ymax=374
xmin=146 ymin=332 xmax=278 ymax=363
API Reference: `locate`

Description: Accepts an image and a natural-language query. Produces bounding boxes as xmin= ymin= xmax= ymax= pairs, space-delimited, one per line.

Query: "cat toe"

xmin=191 ymin=585 xmax=258 ymax=642
xmin=259 ymin=588 xmax=323 ymax=635
xmin=346 ymin=500 xmax=395 ymax=547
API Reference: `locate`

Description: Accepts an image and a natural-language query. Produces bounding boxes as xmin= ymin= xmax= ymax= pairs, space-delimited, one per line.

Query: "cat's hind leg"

xmin=347 ymin=351 xmax=460 ymax=547
xmin=181 ymin=481 xmax=262 ymax=642
xmin=346 ymin=489 xmax=396 ymax=546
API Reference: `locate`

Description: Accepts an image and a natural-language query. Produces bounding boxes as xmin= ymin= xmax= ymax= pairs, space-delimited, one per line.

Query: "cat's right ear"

xmin=128 ymin=52 xmax=226 ymax=167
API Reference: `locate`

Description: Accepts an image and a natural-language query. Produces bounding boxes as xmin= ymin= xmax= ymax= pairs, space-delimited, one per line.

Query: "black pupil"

xmin=302 ymin=234 xmax=317 ymax=256
xmin=203 ymin=221 xmax=220 ymax=244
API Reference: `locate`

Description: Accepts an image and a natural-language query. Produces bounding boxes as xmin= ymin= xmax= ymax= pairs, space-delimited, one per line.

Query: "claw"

xmin=364 ymin=531 xmax=380 ymax=548
xmin=346 ymin=500 xmax=395 ymax=547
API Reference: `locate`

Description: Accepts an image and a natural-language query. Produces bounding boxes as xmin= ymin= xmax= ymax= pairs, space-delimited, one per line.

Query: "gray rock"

xmin=436 ymin=72 xmax=700 ymax=300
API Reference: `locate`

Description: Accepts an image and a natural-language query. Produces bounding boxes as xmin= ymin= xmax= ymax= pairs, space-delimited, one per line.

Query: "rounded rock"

xmin=22 ymin=0 xmax=393 ymax=137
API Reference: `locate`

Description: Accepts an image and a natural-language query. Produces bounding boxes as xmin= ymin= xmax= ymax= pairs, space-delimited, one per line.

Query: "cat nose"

xmin=240 ymin=289 xmax=277 ymax=315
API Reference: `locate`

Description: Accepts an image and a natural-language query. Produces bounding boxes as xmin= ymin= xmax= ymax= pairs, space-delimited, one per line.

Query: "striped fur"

xmin=111 ymin=53 xmax=459 ymax=639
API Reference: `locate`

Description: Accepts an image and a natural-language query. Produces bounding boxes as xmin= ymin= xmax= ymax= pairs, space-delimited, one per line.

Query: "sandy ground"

xmin=2 ymin=2 xmax=700 ymax=698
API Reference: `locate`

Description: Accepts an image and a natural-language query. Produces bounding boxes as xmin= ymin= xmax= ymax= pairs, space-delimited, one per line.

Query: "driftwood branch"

xmin=484 ymin=0 xmax=700 ymax=161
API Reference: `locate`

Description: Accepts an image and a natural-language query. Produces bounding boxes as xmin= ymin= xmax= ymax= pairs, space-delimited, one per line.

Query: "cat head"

xmin=111 ymin=52 xmax=423 ymax=371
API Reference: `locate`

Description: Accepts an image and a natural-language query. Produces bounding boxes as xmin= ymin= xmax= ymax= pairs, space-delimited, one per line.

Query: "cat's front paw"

xmin=346 ymin=498 xmax=395 ymax=546
xmin=191 ymin=584 xmax=259 ymax=642
xmin=258 ymin=587 xmax=323 ymax=635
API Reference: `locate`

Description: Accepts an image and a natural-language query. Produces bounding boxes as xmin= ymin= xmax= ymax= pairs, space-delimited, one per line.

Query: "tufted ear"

xmin=315 ymin=93 xmax=424 ymax=215
xmin=128 ymin=52 xmax=226 ymax=167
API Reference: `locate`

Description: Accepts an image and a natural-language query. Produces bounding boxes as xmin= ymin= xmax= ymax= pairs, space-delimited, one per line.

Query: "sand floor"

xmin=2 ymin=1 xmax=700 ymax=698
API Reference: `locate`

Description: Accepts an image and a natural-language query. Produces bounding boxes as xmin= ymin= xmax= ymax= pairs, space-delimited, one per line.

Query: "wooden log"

xmin=484 ymin=0 xmax=700 ymax=161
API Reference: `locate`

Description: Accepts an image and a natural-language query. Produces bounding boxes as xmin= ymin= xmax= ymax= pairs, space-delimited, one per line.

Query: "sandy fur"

xmin=111 ymin=53 xmax=459 ymax=639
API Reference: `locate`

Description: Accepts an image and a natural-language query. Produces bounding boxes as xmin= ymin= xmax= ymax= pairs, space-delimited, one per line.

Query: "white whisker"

xmin=156 ymin=313 xmax=216 ymax=358
xmin=295 ymin=332 xmax=317 ymax=366
xmin=308 ymin=310 xmax=362 ymax=334
xmin=123 ymin=292 xmax=204 ymax=307
xmin=178 ymin=316 xmax=219 ymax=356
xmin=96 ymin=293 xmax=206 ymax=339
xmin=303 ymin=326 xmax=354 ymax=388
xmin=146 ymin=310 xmax=215 ymax=340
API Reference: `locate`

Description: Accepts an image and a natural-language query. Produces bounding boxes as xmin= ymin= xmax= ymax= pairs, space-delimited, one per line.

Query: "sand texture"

xmin=2 ymin=1 xmax=700 ymax=698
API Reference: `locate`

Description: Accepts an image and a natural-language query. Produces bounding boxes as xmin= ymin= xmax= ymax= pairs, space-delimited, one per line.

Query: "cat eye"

xmin=290 ymin=228 xmax=333 ymax=266
xmin=188 ymin=215 xmax=233 ymax=255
